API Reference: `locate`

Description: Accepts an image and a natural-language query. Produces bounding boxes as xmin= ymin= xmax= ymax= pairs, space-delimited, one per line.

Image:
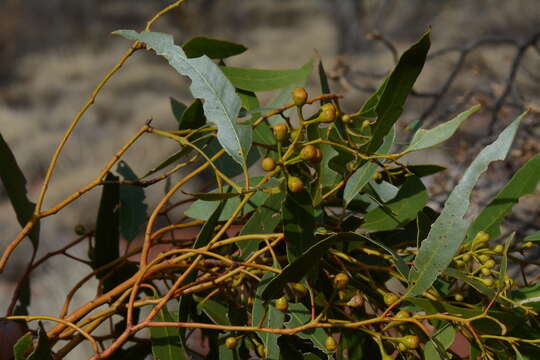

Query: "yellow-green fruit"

xmin=478 ymin=254 xmax=490 ymax=263
xmin=292 ymin=87 xmax=308 ymax=107
xmin=474 ymin=231 xmax=491 ymax=243
xmin=275 ymin=296 xmax=288 ymax=311
xmin=361 ymin=119 xmax=371 ymax=130
xmin=325 ymin=336 xmax=337 ymax=352
xmin=334 ymin=272 xmax=350 ymax=290
xmin=481 ymin=267 xmax=492 ymax=276
xmin=455 ymin=260 xmax=465 ymax=267
xmin=319 ymin=103 xmax=337 ymax=123
xmin=287 ymin=176 xmax=304 ymax=193
xmin=394 ymin=310 xmax=411 ymax=320
xmin=74 ymin=224 xmax=86 ymax=236
xmin=381 ymin=354 xmax=393 ymax=360
xmin=481 ymin=278 xmax=494 ymax=287
xmin=398 ymin=342 xmax=407 ymax=352
xmin=484 ymin=259 xmax=496 ymax=269
xmin=257 ymin=344 xmax=266 ymax=358
xmin=372 ymin=171 xmax=383 ymax=181
xmin=273 ymin=123 xmax=289 ymax=143
xmin=383 ymin=292 xmax=399 ymax=306
xmin=225 ymin=337 xmax=237 ymax=350
xmin=522 ymin=241 xmax=534 ymax=249
xmin=300 ymin=145 xmax=318 ymax=161
xmin=290 ymin=283 xmax=308 ymax=297
xmin=342 ymin=114 xmax=352 ymax=124
xmin=493 ymin=244 xmax=504 ymax=254
xmin=462 ymin=253 xmax=471 ymax=262
xmin=261 ymin=157 xmax=276 ymax=172
xmin=400 ymin=335 xmax=420 ymax=350
xmin=454 ymin=293 xmax=464 ymax=302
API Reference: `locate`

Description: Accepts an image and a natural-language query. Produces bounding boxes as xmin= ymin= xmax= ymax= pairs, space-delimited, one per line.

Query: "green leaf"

xmin=423 ymin=322 xmax=456 ymax=360
xmin=344 ymin=126 xmax=395 ymax=206
xmin=282 ymin=189 xmax=315 ymax=262
xmin=260 ymin=305 xmax=284 ymax=360
xmin=467 ymin=153 xmax=540 ymax=241
xmin=498 ymin=233 xmax=514 ymax=289
xmin=356 ymin=76 xmax=389 ymax=118
xmin=318 ymin=60 xmax=331 ymax=104
xmin=524 ymin=231 xmax=540 ymax=242
xmin=116 ymin=161 xmax=147 ymax=243
xmin=381 ymin=164 xmax=446 ymax=185
xmin=407 ymin=113 xmax=524 ymax=296
xmin=366 ymin=31 xmax=430 ymax=153
xmin=182 ymin=36 xmax=247 ymax=59
xmin=444 ymin=268 xmax=496 ymax=298
xmin=261 ymin=234 xmax=337 ymax=300
xmin=220 ymin=60 xmax=313 ymax=92
xmin=27 ymin=322 xmax=52 ymax=360
xmin=115 ymin=30 xmax=251 ymax=167
xmin=361 ymin=176 xmax=427 ymax=231
xmin=170 ymin=97 xmax=187 ymax=123
xmin=13 ymin=332 xmax=33 ymax=360
xmin=178 ymin=99 xmax=205 ymax=130
xmin=0 ymin=133 xmax=39 ymax=247
xmin=193 ymin=295 xmax=231 ymax=325
xmin=239 ymin=192 xmax=285 ymax=258
xmin=185 ymin=176 xmax=271 ymax=221
xmin=150 ymin=300 xmax=185 ymax=360
xmin=266 ymin=83 xmax=306 ymax=126
xmin=286 ymin=303 xmax=330 ymax=355
xmin=93 ymin=172 xmax=120 ymax=274
xmin=405 ymin=105 xmax=481 ymax=152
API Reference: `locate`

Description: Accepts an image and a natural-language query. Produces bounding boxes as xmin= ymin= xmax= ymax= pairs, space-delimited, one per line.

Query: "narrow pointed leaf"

xmin=27 ymin=322 xmax=52 ymax=360
xmin=361 ymin=176 xmax=428 ymax=231
xmin=366 ymin=31 xmax=430 ymax=153
xmin=0 ymin=133 xmax=39 ymax=247
xmin=117 ymin=161 xmax=147 ymax=243
xmin=524 ymin=231 xmax=540 ymax=242
xmin=467 ymin=153 xmax=540 ymax=240
xmin=423 ymin=322 xmax=456 ymax=360
xmin=150 ymin=300 xmax=185 ymax=360
xmin=239 ymin=192 xmax=285 ymax=258
xmin=282 ymin=190 xmax=315 ymax=262
xmin=405 ymin=105 xmax=481 ymax=152
xmin=170 ymin=97 xmax=187 ymax=123
xmin=262 ymin=234 xmax=338 ymax=300
xmin=220 ymin=60 xmax=313 ymax=92
xmin=344 ymin=126 xmax=395 ymax=206
xmin=286 ymin=303 xmax=331 ymax=355
xmin=182 ymin=36 xmax=247 ymax=59
xmin=93 ymin=172 xmax=120 ymax=274
xmin=115 ymin=30 xmax=251 ymax=166
xmin=178 ymin=99 xmax=205 ymax=130
xmin=407 ymin=113 xmax=524 ymax=296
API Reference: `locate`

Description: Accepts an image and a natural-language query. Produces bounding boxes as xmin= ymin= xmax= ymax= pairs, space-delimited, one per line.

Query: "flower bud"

xmin=292 ymin=87 xmax=308 ymax=107
xmin=273 ymin=123 xmax=289 ymax=143
xmin=300 ymin=145 xmax=318 ymax=161
xmin=225 ymin=337 xmax=237 ymax=350
xmin=334 ymin=272 xmax=350 ymax=290
xmin=325 ymin=336 xmax=337 ymax=352
xmin=261 ymin=157 xmax=276 ymax=172
xmin=275 ymin=296 xmax=288 ymax=311
xmin=287 ymin=176 xmax=304 ymax=193
xmin=318 ymin=104 xmax=337 ymax=123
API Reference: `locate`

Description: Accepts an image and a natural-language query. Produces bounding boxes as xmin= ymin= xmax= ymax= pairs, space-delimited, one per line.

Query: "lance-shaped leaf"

xmin=344 ymin=126 xmax=395 ymax=206
xmin=27 ymin=322 xmax=52 ymax=360
xmin=182 ymin=36 xmax=247 ymax=59
xmin=117 ymin=161 xmax=147 ymax=243
xmin=405 ymin=105 xmax=481 ymax=153
xmin=150 ymin=300 xmax=185 ymax=360
xmin=239 ymin=192 xmax=285 ymax=258
xmin=361 ymin=176 xmax=428 ymax=231
xmin=220 ymin=59 xmax=313 ymax=92
xmin=282 ymin=189 xmax=316 ymax=262
xmin=467 ymin=153 xmax=540 ymax=241
xmin=407 ymin=113 xmax=524 ymax=296
xmin=262 ymin=234 xmax=338 ymax=300
xmin=366 ymin=31 xmax=430 ymax=153
xmin=0 ymin=133 xmax=39 ymax=247
xmin=423 ymin=322 xmax=456 ymax=360
xmin=13 ymin=332 xmax=33 ymax=360
xmin=524 ymin=231 xmax=540 ymax=242
xmin=252 ymin=270 xmax=284 ymax=360
xmin=115 ymin=30 xmax=251 ymax=167
xmin=93 ymin=172 xmax=120 ymax=273
xmin=286 ymin=303 xmax=331 ymax=355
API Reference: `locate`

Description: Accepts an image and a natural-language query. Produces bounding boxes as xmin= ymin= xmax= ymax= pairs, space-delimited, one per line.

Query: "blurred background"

xmin=1 ymin=0 xmax=539 ymax=357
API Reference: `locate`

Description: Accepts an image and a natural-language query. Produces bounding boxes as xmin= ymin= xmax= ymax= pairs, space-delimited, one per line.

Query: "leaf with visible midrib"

xmin=407 ymin=112 xmax=525 ymax=297
xmin=150 ymin=301 xmax=185 ymax=360
xmin=114 ymin=30 xmax=251 ymax=168
xmin=366 ymin=31 xmax=431 ymax=153
xmin=220 ymin=60 xmax=313 ymax=92
xmin=405 ymin=105 xmax=481 ymax=153
xmin=466 ymin=153 xmax=540 ymax=240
